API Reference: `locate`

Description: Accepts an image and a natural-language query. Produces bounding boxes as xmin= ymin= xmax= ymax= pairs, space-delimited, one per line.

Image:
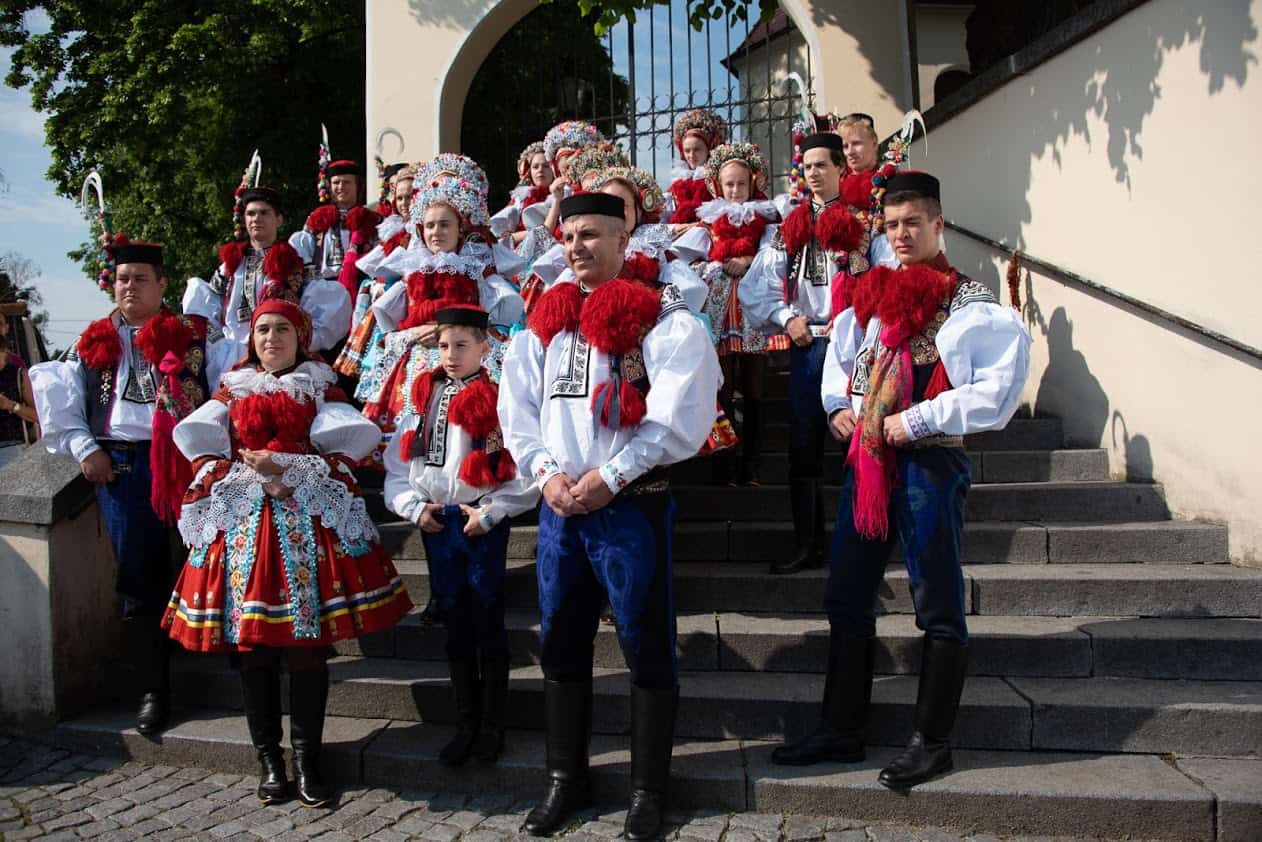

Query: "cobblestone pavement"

xmin=0 ymin=735 xmax=1104 ymax=842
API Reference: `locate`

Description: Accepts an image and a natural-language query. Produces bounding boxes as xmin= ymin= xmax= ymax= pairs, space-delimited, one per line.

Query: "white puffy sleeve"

xmin=530 ymin=244 xmax=568 ymax=287
xmin=900 ymin=302 xmax=1032 ymax=440
xmin=740 ymin=235 xmax=793 ymax=331
xmin=172 ymin=400 xmax=231 ymax=460
xmin=302 ymin=279 xmax=352 ymax=351
xmin=492 ymin=240 xmax=526 ymax=278
xmin=498 ymin=329 xmax=560 ymax=490
xmin=183 ymin=270 xmax=226 ymax=334
xmin=520 ymin=196 xmax=553 ymax=231
xmin=661 ymin=260 xmax=708 ymax=313
xmin=310 ymin=401 xmax=381 ymax=460
xmin=489 ymin=202 xmax=522 ymax=239
xmin=355 ymin=242 xmax=388 ymax=279
xmin=482 ymin=471 xmax=541 ymax=527
xmin=480 ymin=273 xmax=525 ymax=329
xmin=382 ymin=411 xmax=426 ymax=523
xmin=598 ymin=310 xmax=721 ymax=494
xmin=372 ymin=274 xmax=410 ymax=332
xmin=822 ymin=310 xmax=866 ymax=416
xmin=772 ymin=193 xmax=797 ymax=221
xmin=288 ymin=229 xmax=317 ymax=268
xmin=672 ymin=226 xmax=712 ymax=263
xmin=28 ymin=359 xmax=98 ymax=463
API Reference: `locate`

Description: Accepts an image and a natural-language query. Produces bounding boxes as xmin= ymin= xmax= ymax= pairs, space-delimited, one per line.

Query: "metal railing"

xmin=945 ymin=220 xmax=1262 ymax=365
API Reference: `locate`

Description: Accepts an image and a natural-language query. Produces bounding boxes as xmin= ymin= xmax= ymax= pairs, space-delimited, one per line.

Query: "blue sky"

xmin=0 ymin=11 xmax=113 ymax=353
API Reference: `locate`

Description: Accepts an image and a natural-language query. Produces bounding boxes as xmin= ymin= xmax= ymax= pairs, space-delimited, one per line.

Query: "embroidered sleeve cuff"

xmin=903 ymin=404 xmax=934 ymax=441
xmin=70 ymin=435 xmax=102 ymax=464
xmin=600 ymin=452 xmax=647 ymax=496
xmin=479 ymin=502 xmax=501 ymax=530
xmin=529 ymin=453 xmax=562 ymax=491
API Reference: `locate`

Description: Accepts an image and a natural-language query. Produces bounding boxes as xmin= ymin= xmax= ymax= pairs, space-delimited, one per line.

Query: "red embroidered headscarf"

xmin=239 ymin=299 xmax=314 ymax=369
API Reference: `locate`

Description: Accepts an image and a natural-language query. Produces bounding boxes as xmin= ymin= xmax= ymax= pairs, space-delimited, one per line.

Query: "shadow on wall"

xmin=1034 ymin=307 xmax=1109 ymax=448
xmin=405 ymin=0 xmax=489 ymax=28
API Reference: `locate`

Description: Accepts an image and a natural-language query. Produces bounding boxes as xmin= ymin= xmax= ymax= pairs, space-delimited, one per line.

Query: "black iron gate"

xmin=461 ymin=2 xmax=814 ymax=206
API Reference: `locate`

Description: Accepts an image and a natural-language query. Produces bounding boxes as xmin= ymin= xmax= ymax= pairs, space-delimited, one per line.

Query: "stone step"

xmin=673 ymin=447 xmax=1111 ymax=484
xmin=335 ymin=610 xmax=1262 ymax=681
xmin=379 ymin=519 xmax=1230 ymax=565
xmin=159 ymin=657 xmax=1262 ymax=755
xmin=393 ymin=560 xmax=1262 ymax=618
xmin=53 ymin=707 xmax=1239 ymax=840
xmin=760 ymin=417 xmax=1064 ymax=452
xmin=671 ymin=482 xmax=1172 ymax=523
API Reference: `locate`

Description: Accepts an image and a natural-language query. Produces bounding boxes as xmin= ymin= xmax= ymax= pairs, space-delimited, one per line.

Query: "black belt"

xmin=620 ymin=466 xmax=670 ymax=498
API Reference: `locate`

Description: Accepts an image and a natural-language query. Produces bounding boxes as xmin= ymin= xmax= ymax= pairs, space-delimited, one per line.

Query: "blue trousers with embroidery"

xmin=96 ymin=442 xmax=177 ymax=619
xmin=788 ymin=337 xmax=829 ymax=479
xmin=420 ymin=505 xmax=510 ymax=660
xmin=826 ymin=447 xmax=971 ymax=643
xmin=536 ymin=492 xmax=677 ymax=689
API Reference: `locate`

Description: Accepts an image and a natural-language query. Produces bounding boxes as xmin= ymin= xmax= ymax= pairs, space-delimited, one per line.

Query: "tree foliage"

xmin=0 ymin=250 xmax=51 ymax=349
xmin=461 ymin=2 xmax=630 ymax=208
xmin=552 ymin=0 xmax=775 ymax=34
xmin=0 ymin=1 xmax=366 ymax=303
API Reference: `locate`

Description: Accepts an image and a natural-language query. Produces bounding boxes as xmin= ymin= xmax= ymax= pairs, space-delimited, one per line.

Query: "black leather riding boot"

xmin=771 ymin=634 xmax=874 ymax=765
xmin=878 ymin=637 xmax=968 ymax=789
xmin=523 ymin=679 xmax=593 ymax=836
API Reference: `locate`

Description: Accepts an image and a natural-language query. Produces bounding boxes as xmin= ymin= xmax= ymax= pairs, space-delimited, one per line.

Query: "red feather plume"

xmin=779 ymin=201 xmax=813 ymax=256
xmin=527 ymin=282 xmax=584 ymax=347
xmin=816 ymin=202 xmax=865 ymax=254
xmin=305 ymin=203 xmax=341 ymax=233
xmin=345 ymin=206 xmax=381 ymax=245
xmin=135 ymin=311 xmax=194 ymax=368
xmin=580 ymin=279 xmax=661 ymax=356
xmin=230 ymin=392 xmax=316 ymax=453
xmin=220 ymin=240 xmax=248 ymax=278
xmin=398 ymin=428 xmax=417 ymax=461
xmin=263 ymin=242 xmax=304 ymax=288
xmin=621 ymin=252 xmax=660 ymax=283
xmin=76 ymin=317 xmax=123 ymax=371
xmin=840 ymin=171 xmax=874 ymax=208
xmin=876 ymin=264 xmax=956 ymax=342
xmin=448 ymin=376 xmax=499 ymax=439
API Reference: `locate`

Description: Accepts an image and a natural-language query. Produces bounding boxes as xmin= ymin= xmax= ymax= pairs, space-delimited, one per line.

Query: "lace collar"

xmin=221 ymin=360 xmax=337 ymax=402
xmin=696 ymin=198 xmax=779 ymax=226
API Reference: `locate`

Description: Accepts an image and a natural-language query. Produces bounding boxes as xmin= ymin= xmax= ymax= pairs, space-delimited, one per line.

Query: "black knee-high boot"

xmin=523 ymin=679 xmax=593 ymax=836
xmin=624 ymin=685 xmax=678 ymax=841
xmin=439 ymin=656 xmax=481 ymax=766
xmin=878 ymin=637 xmax=968 ymax=789
xmin=472 ymin=654 xmax=509 ymax=763
xmin=770 ymin=478 xmax=825 ymax=574
xmin=739 ymin=397 xmax=762 ymax=486
xmin=771 ymin=634 xmax=873 ymax=765
xmin=127 ymin=618 xmax=170 ymax=736
xmin=240 ymin=668 xmax=288 ymax=803
xmin=289 ymin=668 xmax=334 ymax=807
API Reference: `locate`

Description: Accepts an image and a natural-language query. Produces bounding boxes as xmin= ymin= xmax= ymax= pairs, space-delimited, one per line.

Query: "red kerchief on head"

xmin=249 ymin=298 xmax=312 ymax=359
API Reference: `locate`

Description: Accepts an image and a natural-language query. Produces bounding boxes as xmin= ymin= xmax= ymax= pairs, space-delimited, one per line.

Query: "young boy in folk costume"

xmin=517 ymin=144 xmax=629 ymax=313
xmin=741 ymin=130 xmax=899 ymax=575
xmin=30 ymin=237 xmax=211 ymax=736
xmin=514 ymin=121 xmax=610 ymax=271
xmin=499 ymin=193 xmax=722 ymax=840
xmin=290 ymin=155 xmax=382 ymax=305
xmin=383 ymin=305 xmax=539 ymax=767
xmin=360 ymin=155 xmax=524 ymax=440
xmin=665 ymin=108 xmax=726 ymax=233
xmin=184 ymin=185 xmax=351 ymax=390
xmin=673 ymin=142 xmax=785 ymax=485
xmin=489 ymin=141 xmax=555 ymax=243
xmin=164 ymin=299 xmax=412 ymax=807
xmin=335 ymin=163 xmax=418 ymax=400
xmin=771 ymin=172 xmax=1030 ymax=789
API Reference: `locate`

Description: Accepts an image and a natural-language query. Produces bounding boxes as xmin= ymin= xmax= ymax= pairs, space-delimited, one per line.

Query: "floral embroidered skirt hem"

xmin=701 ymin=262 xmax=790 ymax=356
xmin=162 ymin=500 xmax=412 ymax=653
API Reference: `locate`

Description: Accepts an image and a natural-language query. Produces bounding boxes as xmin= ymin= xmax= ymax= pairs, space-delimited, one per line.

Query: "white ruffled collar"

xmin=376 ymin=213 xmax=405 ymax=241
xmin=400 ymin=241 xmax=493 ymax=279
xmin=696 ymin=198 xmax=779 ymax=226
xmin=627 ymin=223 xmax=673 ymax=260
xmin=670 ymin=160 xmax=706 ymax=182
xmin=221 ymin=361 xmax=337 ymax=402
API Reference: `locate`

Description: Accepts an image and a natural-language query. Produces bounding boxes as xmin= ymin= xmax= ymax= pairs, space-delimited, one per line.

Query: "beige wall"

xmin=915 ymin=3 xmax=971 ymax=108
xmin=365 ymin=0 xmax=915 ymax=164
xmin=918 ymin=0 xmax=1262 ymax=562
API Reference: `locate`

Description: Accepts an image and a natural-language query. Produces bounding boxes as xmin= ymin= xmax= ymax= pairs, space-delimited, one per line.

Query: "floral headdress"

xmin=543 ymin=120 xmax=608 ymax=170
xmin=410 ymin=174 xmax=489 ymax=230
xmin=589 ymin=166 xmax=665 ymax=223
xmin=416 ymin=153 xmax=490 ymax=199
xmin=704 ymin=142 xmax=767 ymax=198
xmin=564 ymin=145 xmax=629 ymax=188
xmin=516 ymin=141 xmax=547 ymax=185
xmin=672 ymin=108 xmax=726 ymax=157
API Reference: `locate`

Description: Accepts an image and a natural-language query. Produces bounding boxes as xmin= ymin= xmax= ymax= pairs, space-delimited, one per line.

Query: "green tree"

xmin=553 ymin=0 xmax=774 ymax=33
xmin=461 ymin=2 xmax=631 ymax=208
xmin=0 ymin=1 xmax=366 ymax=304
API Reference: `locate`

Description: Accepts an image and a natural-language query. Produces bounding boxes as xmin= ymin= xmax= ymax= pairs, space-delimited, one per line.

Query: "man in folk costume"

xmin=290 ymin=157 xmax=382 ymax=306
xmin=184 ymin=185 xmax=352 ymax=390
xmin=771 ymin=172 xmax=1030 ymax=788
xmin=499 ymin=193 xmax=721 ymax=839
xmin=29 ymin=237 xmax=210 ymax=735
xmin=741 ymin=131 xmax=897 ymax=575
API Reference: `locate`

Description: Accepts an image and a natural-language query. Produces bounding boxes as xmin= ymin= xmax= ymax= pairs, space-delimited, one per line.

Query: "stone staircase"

xmin=51 ymin=372 xmax=1262 ymax=840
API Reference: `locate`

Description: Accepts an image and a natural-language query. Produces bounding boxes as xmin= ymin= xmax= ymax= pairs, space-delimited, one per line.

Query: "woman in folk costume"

xmin=163 ymin=298 xmax=412 ymax=807
xmin=334 ymin=163 xmax=418 ymax=398
xmin=360 ymin=156 xmax=524 ymax=443
xmin=665 ymin=108 xmax=726 ymax=234
xmin=489 ymin=141 xmax=555 ymax=244
xmin=514 ymin=120 xmax=611 ymax=271
xmin=516 ymin=144 xmax=629 ymax=314
xmin=673 ymin=143 xmax=785 ymax=485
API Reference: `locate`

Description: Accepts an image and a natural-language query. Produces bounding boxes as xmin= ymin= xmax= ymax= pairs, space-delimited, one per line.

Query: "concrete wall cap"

xmin=0 ymin=445 xmax=94 ymax=526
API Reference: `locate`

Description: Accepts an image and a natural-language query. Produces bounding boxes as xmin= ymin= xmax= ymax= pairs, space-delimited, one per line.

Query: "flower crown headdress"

xmin=543 ymin=121 xmax=608 ymax=168
xmin=589 ymin=166 xmax=665 ymax=219
xmin=705 ymin=142 xmax=767 ymax=197
xmin=672 ymin=108 xmax=726 ymax=157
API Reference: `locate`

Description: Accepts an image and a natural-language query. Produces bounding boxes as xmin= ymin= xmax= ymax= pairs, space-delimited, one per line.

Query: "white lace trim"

xmin=696 ymin=198 xmax=779 ymax=226
xmin=670 ymin=161 xmax=706 ymax=181
xmin=272 ymin=453 xmax=380 ymax=546
xmin=628 ymin=224 xmax=674 ymax=261
xmin=178 ymin=460 xmax=265 ymax=548
xmin=407 ymin=244 xmax=491 ymax=280
xmin=376 ymin=214 xmax=405 ymax=241
xmin=220 ymin=361 xmax=337 ymax=403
